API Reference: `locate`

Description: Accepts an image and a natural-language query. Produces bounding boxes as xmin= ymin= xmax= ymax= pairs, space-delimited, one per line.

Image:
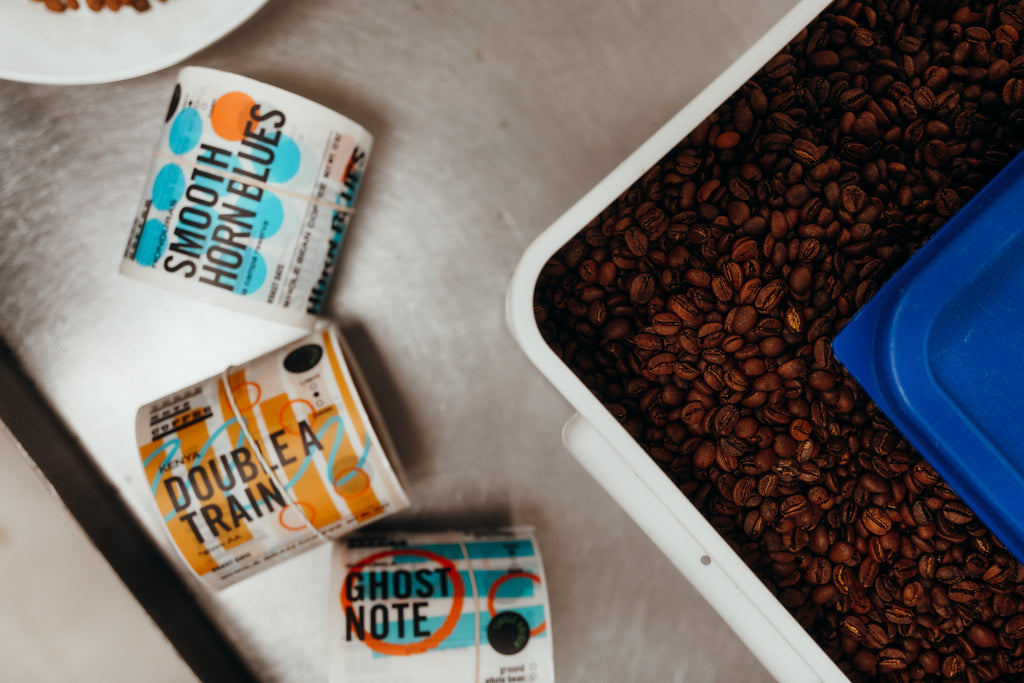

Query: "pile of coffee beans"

xmin=34 ymin=0 xmax=164 ymax=12
xmin=534 ymin=1 xmax=1024 ymax=680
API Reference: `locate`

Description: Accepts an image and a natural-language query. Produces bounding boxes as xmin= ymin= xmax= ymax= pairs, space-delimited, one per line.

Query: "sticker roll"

xmin=121 ymin=66 xmax=372 ymax=328
xmin=135 ymin=327 xmax=409 ymax=590
xmin=330 ymin=528 xmax=555 ymax=683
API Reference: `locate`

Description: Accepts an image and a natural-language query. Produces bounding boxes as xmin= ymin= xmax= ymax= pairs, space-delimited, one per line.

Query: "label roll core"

xmin=121 ymin=66 xmax=372 ymax=328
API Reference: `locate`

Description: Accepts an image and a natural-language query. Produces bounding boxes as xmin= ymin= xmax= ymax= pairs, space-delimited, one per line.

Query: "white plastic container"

xmin=505 ymin=1 xmax=847 ymax=681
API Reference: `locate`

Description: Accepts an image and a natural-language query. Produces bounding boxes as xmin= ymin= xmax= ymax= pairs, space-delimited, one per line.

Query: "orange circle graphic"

xmin=211 ymin=91 xmax=256 ymax=141
xmin=341 ymin=549 xmax=465 ymax=656
xmin=487 ymin=571 xmax=546 ymax=637
xmin=333 ymin=467 xmax=371 ymax=498
xmin=279 ymin=500 xmax=316 ymax=531
xmin=279 ymin=399 xmax=315 ymax=436
xmin=229 ymin=381 xmax=261 ymax=412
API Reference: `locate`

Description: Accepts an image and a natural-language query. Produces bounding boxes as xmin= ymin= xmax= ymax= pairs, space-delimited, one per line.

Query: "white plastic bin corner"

xmin=505 ymin=1 xmax=849 ymax=681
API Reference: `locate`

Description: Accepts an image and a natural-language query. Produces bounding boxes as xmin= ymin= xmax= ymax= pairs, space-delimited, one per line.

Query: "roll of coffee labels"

xmin=135 ymin=327 xmax=409 ymax=589
xmin=330 ymin=528 xmax=555 ymax=683
xmin=121 ymin=66 xmax=372 ymax=328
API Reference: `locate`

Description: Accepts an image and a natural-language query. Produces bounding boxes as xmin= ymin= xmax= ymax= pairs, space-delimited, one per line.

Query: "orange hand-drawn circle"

xmin=279 ymin=500 xmax=317 ymax=531
xmin=487 ymin=571 xmax=546 ymax=637
xmin=333 ymin=467 xmax=371 ymax=498
xmin=229 ymin=381 xmax=261 ymax=412
xmin=279 ymin=399 xmax=315 ymax=436
xmin=210 ymin=91 xmax=256 ymax=141
xmin=341 ymin=549 xmax=465 ymax=656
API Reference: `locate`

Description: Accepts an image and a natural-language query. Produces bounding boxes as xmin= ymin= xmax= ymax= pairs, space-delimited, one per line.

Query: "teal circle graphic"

xmin=235 ymin=249 xmax=267 ymax=295
xmin=252 ymin=192 xmax=284 ymax=239
xmin=151 ymin=163 xmax=185 ymax=211
xmin=169 ymin=107 xmax=202 ymax=155
xmin=135 ymin=219 xmax=167 ymax=267
xmin=268 ymin=134 xmax=301 ymax=183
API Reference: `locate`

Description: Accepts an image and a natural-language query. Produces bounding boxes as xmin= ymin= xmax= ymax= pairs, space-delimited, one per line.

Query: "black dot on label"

xmin=487 ymin=611 xmax=530 ymax=655
xmin=283 ymin=344 xmax=323 ymax=373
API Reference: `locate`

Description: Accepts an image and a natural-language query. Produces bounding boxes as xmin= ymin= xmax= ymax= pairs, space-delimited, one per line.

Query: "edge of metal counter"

xmin=0 ymin=336 xmax=260 ymax=683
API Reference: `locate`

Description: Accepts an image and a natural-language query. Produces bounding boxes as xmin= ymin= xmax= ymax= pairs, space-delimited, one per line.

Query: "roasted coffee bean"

xmin=903 ymin=580 xmax=924 ymax=608
xmin=878 ymin=648 xmax=908 ymax=673
xmin=674 ymin=361 xmax=699 ymax=381
xmin=714 ymin=405 xmax=740 ymax=435
xmin=789 ymin=418 xmax=812 ymax=442
xmin=943 ymin=653 xmax=966 ymax=678
xmin=937 ymin=565 xmax=966 ymax=584
xmin=833 ymin=563 xmax=854 ymax=595
xmin=1004 ymin=78 xmax=1024 ymax=107
xmin=754 ymin=279 xmax=787 ymax=312
xmin=629 ymin=272 xmax=656 ymax=304
xmin=667 ymin=294 xmax=701 ymax=325
xmin=802 ymin=555 xmax=830 ymax=585
xmin=651 ymin=311 xmax=682 ymax=336
xmin=968 ymin=623 xmax=998 ymax=648
xmin=534 ymin=3 xmax=1024 ymax=681
xmin=841 ymin=614 xmax=868 ymax=641
xmin=858 ymin=558 xmax=880 ymax=589
xmin=943 ymin=500 xmax=975 ymax=525
xmin=757 ymin=473 xmax=779 ymax=498
xmin=950 ymin=580 xmax=980 ymax=603
xmin=624 ymin=227 xmax=649 ymax=256
xmin=918 ymin=554 xmax=937 ymax=581
xmin=730 ymin=236 xmax=759 ymax=262
xmin=841 ymin=185 xmax=868 ymax=213
xmin=1004 ymin=614 xmax=1024 ymax=638
xmin=646 ymin=353 xmax=677 ymax=376
xmin=715 ymin=131 xmax=742 ymax=150
xmin=862 ymin=507 xmax=893 ymax=535
xmin=780 ymin=494 xmax=808 ymax=519
xmin=732 ymin=477 xmax=756 ymax=507
xmin=790 ymin=139 xmax=821 ymax=166
xmin=884 ymin=604 xmax=915 ymax=626
xmin=633 ymin=333 xmax=661 ymax=351
xmin=828 ymin=541 xmax=854 ymax=564
xmin=724 ymin=368 xmax=750 ymax=392
xmin=602 ymin=317 xmax=630 ymax=340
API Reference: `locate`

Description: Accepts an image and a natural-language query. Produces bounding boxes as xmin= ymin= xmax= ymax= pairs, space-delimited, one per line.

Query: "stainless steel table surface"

xmin=0 ymin=1 xmax=801 ymax=681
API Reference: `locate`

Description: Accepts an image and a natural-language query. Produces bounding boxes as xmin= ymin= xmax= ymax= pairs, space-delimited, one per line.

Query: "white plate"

xmin=0 ymin=0 xmax=268 ymax=86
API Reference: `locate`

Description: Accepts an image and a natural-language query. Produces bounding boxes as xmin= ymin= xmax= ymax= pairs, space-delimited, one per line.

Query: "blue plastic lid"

xmin=834 ymin=150 xmax=1024 ymax=562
